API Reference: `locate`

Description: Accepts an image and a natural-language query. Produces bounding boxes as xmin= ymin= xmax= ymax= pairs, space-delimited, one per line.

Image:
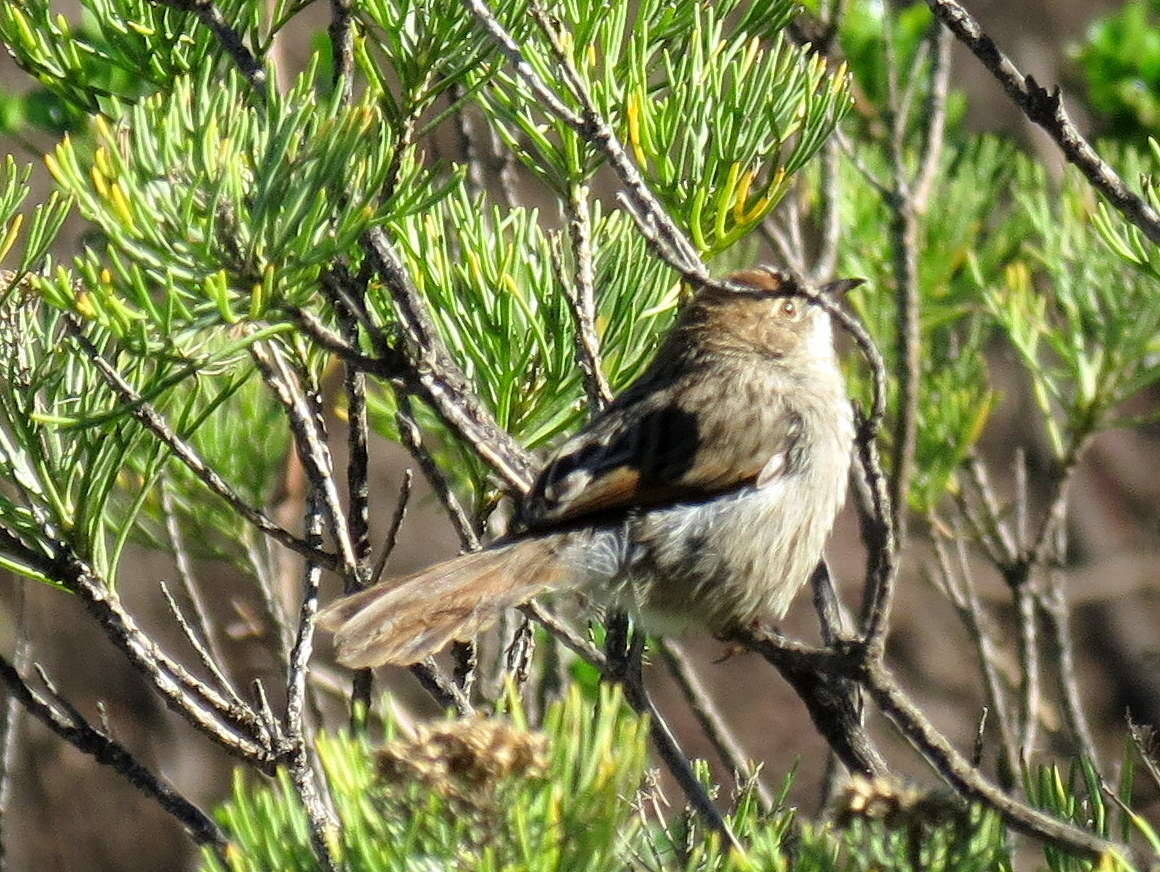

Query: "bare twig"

xmin=659 ymin=640 xmax=775 ymax=812
xmin=734 ymin=626 xmax=1147 ymax=865
xmin=327 ymin=0 xmax=355 ymax=103
xmin=250 ymin=340 xmax=360 ymax=582
xmin=912 ymin=24 xmax=953 ymax=208
xmin=860 ymin=656 xmax=1138 ymax=865
xmin=924 ymin=0 xmax=1160 ymax=245
xmin=284 ymin=490 xmax=340 ymax=872
xmin=159 ymin=581 xmax=246 ymax=710
xmin=0 ymin=599 xmax=25 ymax=872
xmin=0 ymin=655 xmax=226 ymax=849
xmin=246 ymin=537 xmax=296 ymax=656
xmin=0 ymin=528 xmax=273 ymax=766
xmin=159 ymin=483 xmax=232 ymax=679
xmin=0 ymin=687 xmax=17 ymax=872
xmin=1127 ymin=718 xmax=1160 ymax=794
xmin=929 ymin=529 xmax=1020 ymax=781
xmin=392 ymin=395 xmax=483 ymax=708
xmin=963 ymin=455 xmax=1018 ymax=565
xmin=833 ymin=129 xmax=891 ymax=199
xmin=812 ymin=139 xmax=842 ymax=282
xmin=1013 ymin=584 xmax=1040 ymax=756
xmin=394 ymin=395 xmax=480 ymax=552
xmin=1039 ymin=570 xmax=1099 ymax=767
xmin=561 ymin=184 xmax=613 ymax=410
xmin=738 ymin=630 xmax=886 ymax=778
xmin=883 ymin=9 xmax=921 ymax=543
xmin=607 ymin=628 xmax=741 ymax=853
xmin=522 ymin=603 xmax=605 ymax=666
xmin=410 ymin=659 xmax=474 ymax=715
xmin=370 ymin=470 xmax=414 ymax=586
xmin=451 ymin=83 xmax=489 ymax=199
xmin=335 ymin=296 xmax=375 ymax=721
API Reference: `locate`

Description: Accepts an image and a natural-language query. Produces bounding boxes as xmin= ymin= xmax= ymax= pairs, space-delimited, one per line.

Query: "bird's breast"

xmin=623 ymin=396 xmax=852 ymax=633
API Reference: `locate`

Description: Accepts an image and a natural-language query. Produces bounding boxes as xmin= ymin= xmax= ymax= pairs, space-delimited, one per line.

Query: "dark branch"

xmin=924 ymin=0 xmax=1160 ymax=245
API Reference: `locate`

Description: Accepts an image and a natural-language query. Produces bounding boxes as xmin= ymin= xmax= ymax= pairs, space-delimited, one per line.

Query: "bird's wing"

xmin=521 ymin=384 xmax=801 ymax=529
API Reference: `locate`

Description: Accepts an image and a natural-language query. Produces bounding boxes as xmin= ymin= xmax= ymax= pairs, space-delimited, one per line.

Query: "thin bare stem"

xmin=562 ymin=184 xmax=613 ymax=410
xmin=159 ymin=581 xmax=246 ymax=710
xmin=250 ymin=340 xmax=360 ymax=581
xmin=883 ymin=8 xmax=921 ymax=543
xmin=522 ymin=603 xmax=604 ymax=666
xmin=284 ymin=490 xmax=340 ymax=872
xmin=335 ymin=297 xmax=375 ymax=721
xmin=732 ymin=627 xmax=1151 ymax=864
xmin=834 ymin=128 xmax=892 ymax=199
xmin=394 ymin=396 xmax=480 ymax=552
xmin=0 ymin=655 xmax=226 ymax=849
xmin=607 ymin=630 xmax=741 ymax=853
xmin=0 ymin=601 xmax=25 ymax=872
xmin=1014 ymin=584 xmax=1040 ymax=757
xmin=659 ymin=640 xmax=775 ymax=812
xmin=912 ymin=24 xmax=953 ymax=207
xmin=370 ymin=470 xmax=413 ymax=586
xmin=963 ymin=455 xmax=1019 ymax=565
xmin=327 ymin=0 xmax=355 ymax=103
xmin=924 ymin=0 xmax=1160 ymax=245
xmin=930 ymin=529 xmax=1020 ymax=780
xmin=860 ymin=657 xmax=1138 ymax=865
xmin=159 ymin=483 xmax=234 ymax=687
xmin=11 ymin=530 xmax=276 ymax=759
xmin=410 ymin=659 xmax=474 ymax=715
xmin=812 ymin=138 xmax=842 ymax=282
xmin=451 ymin=83 xmax=489 ymax=199
xmin=1039 ymin=571 xmax=1099 ymax=767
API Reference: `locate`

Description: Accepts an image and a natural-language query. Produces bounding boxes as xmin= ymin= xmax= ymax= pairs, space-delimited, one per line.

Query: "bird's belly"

xmin=620 ymin=468 xmax=847 ymax=634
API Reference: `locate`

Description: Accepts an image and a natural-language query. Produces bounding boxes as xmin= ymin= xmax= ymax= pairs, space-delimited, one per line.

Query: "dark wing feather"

xmin=521 ymin=370 xmax=801 ymax=529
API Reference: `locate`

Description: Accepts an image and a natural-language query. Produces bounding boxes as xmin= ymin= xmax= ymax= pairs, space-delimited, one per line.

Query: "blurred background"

xmin=2 ymin=0 xmax=1159 ymax=869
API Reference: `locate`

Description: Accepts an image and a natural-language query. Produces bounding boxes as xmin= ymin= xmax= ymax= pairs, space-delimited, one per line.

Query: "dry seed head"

xmin=375 ymin=714 xmax=548 ymax=803
xmin=834 ymin=774 xmax=961 ymax=829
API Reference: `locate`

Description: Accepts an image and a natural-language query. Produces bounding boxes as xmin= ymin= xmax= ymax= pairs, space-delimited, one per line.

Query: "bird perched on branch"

xmin=320 ymin=267 xmax=861 ymax=667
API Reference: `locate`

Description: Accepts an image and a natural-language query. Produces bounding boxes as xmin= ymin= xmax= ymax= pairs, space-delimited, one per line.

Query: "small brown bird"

xmin=320 ymin=267 xmax=860 ymax=667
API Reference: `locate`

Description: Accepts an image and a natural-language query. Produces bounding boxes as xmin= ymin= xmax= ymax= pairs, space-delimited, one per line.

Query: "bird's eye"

xmin=779 ymin=299 xmax=797 ymax=317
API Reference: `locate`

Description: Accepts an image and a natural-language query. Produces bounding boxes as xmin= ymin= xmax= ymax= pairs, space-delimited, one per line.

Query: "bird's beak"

xmin=819 ymin=277 xmax=865 ymax=297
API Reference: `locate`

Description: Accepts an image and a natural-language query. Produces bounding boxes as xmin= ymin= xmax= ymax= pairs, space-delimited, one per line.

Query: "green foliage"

xmin=0 ymin=157 xmax=71 ymax=278
xmin=1092 ymin=139 xmax=1160 ymax=281
xmin=366 ymin=198 xmax=681 ymax=506
xmin=0 ymin=0 xmax=262 ymax=116
xmin=982 ymin=146 xmax=1160 ymax=458
xmin=356 ymin=0 xmax=529 ymax=121
xmin=838 ymin=138 xmax=1020 ymax=512
xmin=1072 ymin=0 xmax=1160 ymax=141
xmin=481 ymin=0 xmax=847 ymax=254
xmin=365 ymin=193 xmax=582 ymax=506
xmin=200 ymin=682 xmax=1149 ymax=872
xmin=41 ymin=66 xmax=402 ymax=341
xmin=203 ymin=684 xmax=651 ymax=872
xmin=0 ymin=295 xmax=166 ymax=582
xmin=1024 ymin=754 xmax=1159 ymax=872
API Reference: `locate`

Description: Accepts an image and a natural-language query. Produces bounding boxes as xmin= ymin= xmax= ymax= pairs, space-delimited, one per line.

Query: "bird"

xmin=319 ymin=266 xmax=861 ymax=668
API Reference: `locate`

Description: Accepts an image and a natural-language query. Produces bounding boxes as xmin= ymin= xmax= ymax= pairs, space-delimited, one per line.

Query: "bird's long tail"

xmin=317 ymin=535 xmax=570 ymax=667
